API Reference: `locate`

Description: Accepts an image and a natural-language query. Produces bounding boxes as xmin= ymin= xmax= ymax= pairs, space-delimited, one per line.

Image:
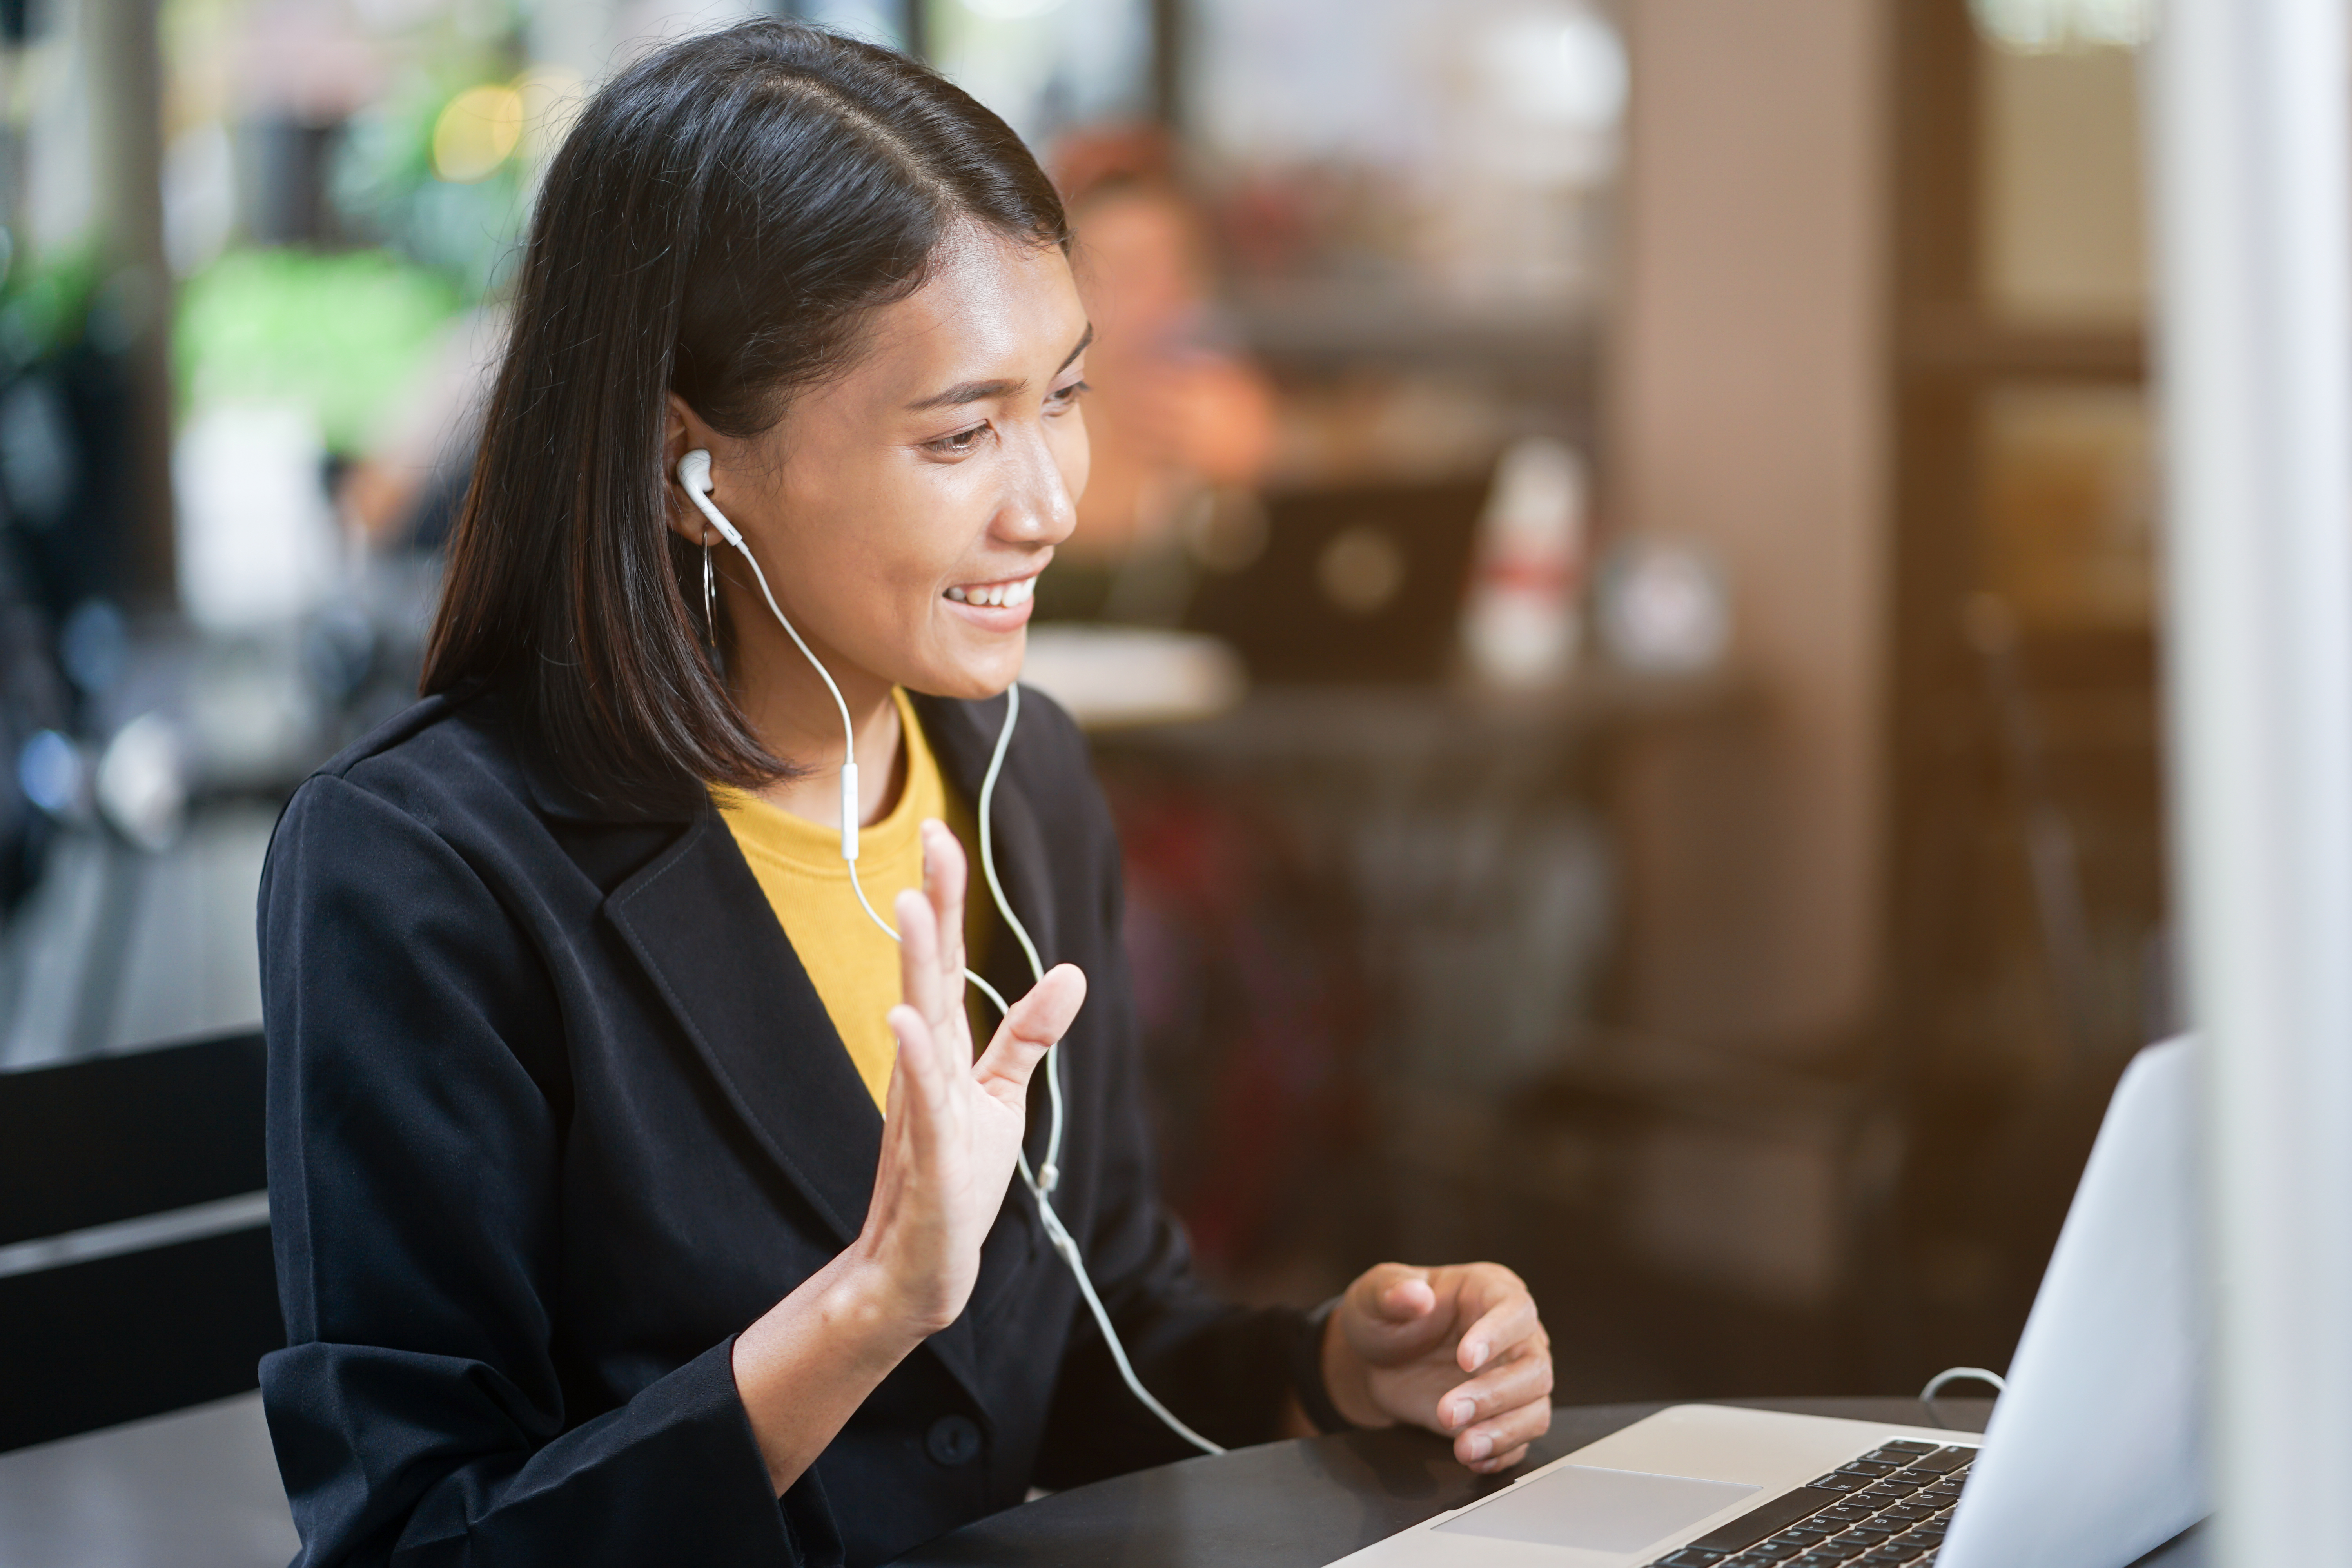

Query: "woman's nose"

xmin=996 ymin=425 xmax=1078 ymax=546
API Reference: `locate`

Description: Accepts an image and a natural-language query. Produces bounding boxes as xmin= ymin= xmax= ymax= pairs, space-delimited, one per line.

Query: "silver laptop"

xmin=1331 ymin=1036 xmax=2207 ymax=1568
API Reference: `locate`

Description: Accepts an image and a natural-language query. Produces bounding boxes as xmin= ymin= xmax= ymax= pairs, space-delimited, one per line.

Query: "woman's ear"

xmin=661 ymin=393 xmax=715 ymax=548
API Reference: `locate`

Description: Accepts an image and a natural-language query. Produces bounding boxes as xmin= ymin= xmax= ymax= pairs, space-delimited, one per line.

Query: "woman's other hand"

xmin=863 ymin=820 xmax=1086 ymax=1332
xmin=1323 ymin=1262 xmax=1553 ymax=1473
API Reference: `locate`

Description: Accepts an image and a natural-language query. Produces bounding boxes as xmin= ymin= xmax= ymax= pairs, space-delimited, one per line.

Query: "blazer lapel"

xmin=601 ymin=804 xmax=993 ymax=1410
xmin=605 ymin=811 xmax=880 ymax=1246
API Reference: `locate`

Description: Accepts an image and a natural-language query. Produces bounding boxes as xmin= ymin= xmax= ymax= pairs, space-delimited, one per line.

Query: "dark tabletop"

xmin=889 ymin=1398 xmax=2203 ymax=1568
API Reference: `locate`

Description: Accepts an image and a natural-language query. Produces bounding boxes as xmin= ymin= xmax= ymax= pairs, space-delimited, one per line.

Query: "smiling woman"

xmin=654 ymin=227 xmax=1092 ymax=819
xmin=421 ymin=24 xmax=1076 ymax=816
xmin=257 ymin=22 xmax=1552 ymax=1568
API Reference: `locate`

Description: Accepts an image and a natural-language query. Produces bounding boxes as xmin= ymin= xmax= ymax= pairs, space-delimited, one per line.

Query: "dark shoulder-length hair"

xmin=421 ymin=22 xmax=1069 ymax=812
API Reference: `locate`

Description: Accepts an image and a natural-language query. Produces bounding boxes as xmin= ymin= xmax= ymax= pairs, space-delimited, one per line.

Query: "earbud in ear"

xmin=674 ymin=448 xmax=745 ymax=549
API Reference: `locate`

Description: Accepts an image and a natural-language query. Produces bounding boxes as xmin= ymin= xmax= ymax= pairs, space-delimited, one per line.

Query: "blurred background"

xmin=0 ymin=0 xmax=2164 ymax=1478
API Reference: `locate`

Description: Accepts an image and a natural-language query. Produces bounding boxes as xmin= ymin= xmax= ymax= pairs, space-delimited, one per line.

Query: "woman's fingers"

xmin=893 ymin=885 xmax=966 ymax=1087
xmin=895 ymin=886 xmax=943 ymax=1026
xmin=975 ymin=963 xmax=1087 ymax=1106
xmin=919 ymin=822 xmax=969 ymax=994
xmin=885 ymin=1003 xmax=943 ymax=1102
xmin=1435 ymin=1330 xmax=1552 ymax=1472
xmin=880 ymin=1017 xmax=910 ymax=1123
xmin=1452 ymin=1374 xmax=1552 ymax=1472
xmin=882 ymin=1001 xmax=948 ymax=1180
xmin=1341 ymin=1264 xmax=1448 ymax=1365
xmin=1436 ymin=1337 xmax=1554 ymax=1436
xmin=1452 ymin=1277 xmax=1541 ymax=1374
xmin=1428 ymin=1267 xmax=1549 ymax=1472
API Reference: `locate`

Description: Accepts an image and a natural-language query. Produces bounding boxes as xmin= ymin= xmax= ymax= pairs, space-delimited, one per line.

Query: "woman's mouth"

xmin=944 ymin=575 xmax=1037 ymax=610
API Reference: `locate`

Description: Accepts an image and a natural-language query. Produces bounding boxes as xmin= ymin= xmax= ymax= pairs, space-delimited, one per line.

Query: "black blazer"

xmin=258 ymin=686 xmax=1307 ymax=1567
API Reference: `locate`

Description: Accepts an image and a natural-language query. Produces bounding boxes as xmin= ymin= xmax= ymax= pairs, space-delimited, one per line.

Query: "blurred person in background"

xmin=1033 ymin=128 xmax=1277 ymax=622
xmin=334 ymin=305 xmax=506 ymax=556
xmin=258 ymin=25 xmax=1550 ymax=1568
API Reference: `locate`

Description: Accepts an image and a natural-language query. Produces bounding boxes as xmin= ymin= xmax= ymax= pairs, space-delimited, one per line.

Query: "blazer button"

xmin=926 ymin=1414 xmax=982 ymax=1467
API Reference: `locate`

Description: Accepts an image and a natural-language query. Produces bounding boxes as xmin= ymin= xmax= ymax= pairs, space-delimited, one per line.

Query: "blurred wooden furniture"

xmin=0 ymin=1030 xmax=279 ymax=1452
xmin=1884 ymin=0 xmax=2168 ymax=1394
xmin=1086 ymin=675 xmax=1790 ymax=1353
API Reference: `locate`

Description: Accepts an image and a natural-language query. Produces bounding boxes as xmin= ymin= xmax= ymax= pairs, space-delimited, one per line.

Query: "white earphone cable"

xmin=682 ymin=454 xmax=1223 ymax=1456
xmin=976 ymin=682 xmax=1065 ymax=1190
xmin=969 ymin=682 xmax=1218 ymax=1454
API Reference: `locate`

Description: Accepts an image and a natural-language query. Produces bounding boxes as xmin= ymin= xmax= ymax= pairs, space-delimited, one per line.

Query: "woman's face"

xmin=667 ymin=222 xmax=1090 ymax=706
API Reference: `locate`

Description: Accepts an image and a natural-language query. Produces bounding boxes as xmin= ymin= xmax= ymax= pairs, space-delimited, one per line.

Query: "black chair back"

xmin=0 ymin=1030 xmax=281 ymax=1451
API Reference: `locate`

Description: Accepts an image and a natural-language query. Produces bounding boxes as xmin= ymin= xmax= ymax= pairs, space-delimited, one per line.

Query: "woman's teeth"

xmin=946 ymin=577 xmax=1035 ymax=609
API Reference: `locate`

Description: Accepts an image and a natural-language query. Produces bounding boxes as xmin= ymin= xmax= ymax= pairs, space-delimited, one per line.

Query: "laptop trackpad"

xmin=1432 ymin=1465 xmax=1760 ymax=1553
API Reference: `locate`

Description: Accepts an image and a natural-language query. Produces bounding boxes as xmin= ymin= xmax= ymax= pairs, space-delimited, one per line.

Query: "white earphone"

xmin=677 ymin=450 xmax=1223 ymax=1455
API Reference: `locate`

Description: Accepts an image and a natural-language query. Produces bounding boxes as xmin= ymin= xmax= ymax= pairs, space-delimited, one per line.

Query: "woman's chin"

xmin=922 ymin=633 xmax=1027 ymax=702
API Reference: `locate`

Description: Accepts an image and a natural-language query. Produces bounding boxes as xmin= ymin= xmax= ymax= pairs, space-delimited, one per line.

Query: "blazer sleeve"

xmin=1030 ymin=766 xmax=1312 ymax=1488
xmin=258 ymin=774 xmax=834 ymax=1567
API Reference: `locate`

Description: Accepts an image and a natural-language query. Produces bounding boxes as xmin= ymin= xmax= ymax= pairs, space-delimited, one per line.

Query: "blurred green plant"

xmin=0 ymin=247 xmax=104 ymax=371
xmin=174 ymin=247 xmax=463 ymax=456
xmin=332 ymin=62 xmax=548 ymax=301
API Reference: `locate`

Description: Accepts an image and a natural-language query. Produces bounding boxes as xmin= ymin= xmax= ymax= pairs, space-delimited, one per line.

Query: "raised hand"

xmin=1322 ymin=1262 xmax=1553 ymax=1473
xmin=858 ymin=819 xmax=1086 ymax=1333
xmin=731 ymin=821 xmax=1084 ymax=1495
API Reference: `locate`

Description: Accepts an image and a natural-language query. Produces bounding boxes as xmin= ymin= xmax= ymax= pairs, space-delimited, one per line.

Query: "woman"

xmin=260 ymin=24 xmax=1552 ymax=1566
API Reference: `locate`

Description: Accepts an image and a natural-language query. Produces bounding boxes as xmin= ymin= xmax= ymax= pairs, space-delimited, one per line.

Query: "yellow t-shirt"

xmin=715 ymin=689 xmax=984 ymax=1113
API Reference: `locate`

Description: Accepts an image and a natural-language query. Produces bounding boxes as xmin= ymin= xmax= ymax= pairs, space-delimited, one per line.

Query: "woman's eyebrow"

xmin=902 ymin=324 xmax=1094 ymax=413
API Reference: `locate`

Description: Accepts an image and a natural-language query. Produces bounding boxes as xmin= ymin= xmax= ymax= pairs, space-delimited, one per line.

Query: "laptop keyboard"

xmin=1642 ymin=1440 xmax=1977 ymax=1568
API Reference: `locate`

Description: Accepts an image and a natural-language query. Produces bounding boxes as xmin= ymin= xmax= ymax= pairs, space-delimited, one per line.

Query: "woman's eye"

xmin=1047 ymin=379 xmax=1091 ymax=411
xmin=930 ymin=423 xmax=989 ymax=455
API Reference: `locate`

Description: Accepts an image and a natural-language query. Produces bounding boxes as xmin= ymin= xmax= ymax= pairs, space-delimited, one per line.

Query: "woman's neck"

xmin=733 ymin=645 xmax=907 ymax=831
